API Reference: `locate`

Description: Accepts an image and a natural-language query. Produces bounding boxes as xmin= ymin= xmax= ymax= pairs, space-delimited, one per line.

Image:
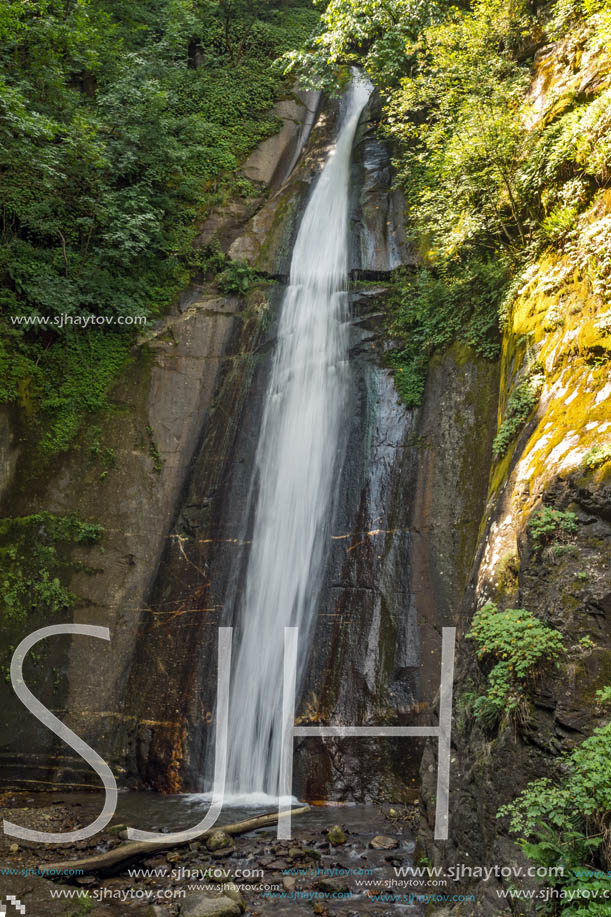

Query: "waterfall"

xmin=222 ymin=74 xmax=373 ymax=803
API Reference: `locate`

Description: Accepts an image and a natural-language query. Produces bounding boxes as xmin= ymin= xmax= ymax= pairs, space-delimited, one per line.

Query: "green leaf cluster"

xmin=467 ymin=601 xmax=564 ymax=725
xmin=529 ymin=506 xmax=579 ymax=554
xmin=582 ymin=444 xmax=611 ymax=471
xmin=492 ymin=373 xmax=544 ymax=459
xmin=0 ymin=0 xmax=317 ymax=448
xmin=217 ymin=260 xmax=258 ymax=295
xmin=498 ymin=719 xmax=611 ymax=913
xmin=387 ymin=260 xmax=505 ymax=406
xmin=289 ymin=0 xmax=611 ymax=405
xmin=0 ymin=513 xmax=104 ymax=625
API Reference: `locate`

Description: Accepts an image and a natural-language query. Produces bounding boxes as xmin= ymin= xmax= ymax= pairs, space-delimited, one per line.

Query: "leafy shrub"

xmin=492 ymin=373 xmax=543 ymax=458
xmin=217 ymin=260 xmax=258 ymax=295
xmin=37 ymin=331 xmax=133 ymax=455
xmin=498 ymin=721 xmax=611 ymax=911
xmin=467 ymin=602 xmax=564 ymax=724
xmin=529 ymin=506 xmax=578 ymax=553
xmin=541 ymin=204 xmax=579 ymax=243
xmin=0 ymin=0 xmax=317 ymax=447
xmin=596 ymin=686 xmax=611 ymax=707
xmin=0 ymin=514 xmax=104 ymax=624
xmin=387 ymin=259 xmax=504 ymax=407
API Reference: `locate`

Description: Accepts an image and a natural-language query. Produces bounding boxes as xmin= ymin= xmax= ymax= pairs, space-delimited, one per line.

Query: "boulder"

xmin=180 ymin=894 xmax=241 ymax=917
xmin=327 ymin=824 xmax=346 ymax=846
xmin=221 ymin=883 xmax=245 ymax=911
xmin=369 ymin=835 xmax=399 ymax=850
xmin=206 ymin=830 xmax=235 ymax=853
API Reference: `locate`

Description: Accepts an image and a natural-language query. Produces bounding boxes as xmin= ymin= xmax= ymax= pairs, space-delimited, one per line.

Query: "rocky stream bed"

xmin=0 ymin=794 xmax=429 ymax=917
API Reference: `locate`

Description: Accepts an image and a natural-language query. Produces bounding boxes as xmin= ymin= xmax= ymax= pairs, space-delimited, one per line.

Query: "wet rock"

xmin=145 ymin=907 xmax=170 ymax=917
xmin=369 ymin=835 xmax=399 ymax=849
xmin=240 ymin=92 xmax=320 ymax=188
xmin=327 ymin=825 xmax=346 ymax=846
xmin=180 ymin=893 xmax=241 ymax=917
xmin=0 ymin=407 xmax=19 ymax=504
xmin=222 ymin=883 xmax=246 ymax=912
xmin=282 ymin=877 xmax=296 ymax=892
xmin=316 ymin=878 xmax=350 ymax=895
xmin=302 ymin=847 xmax=321 ymax=860
xmin=313 ymin=902 xmax=327 ymax=916
xmin=206 ymin=830 xmax=235 ymax=853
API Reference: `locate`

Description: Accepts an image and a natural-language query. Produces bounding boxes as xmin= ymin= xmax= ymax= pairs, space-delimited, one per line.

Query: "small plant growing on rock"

xmin=498 ymin=722 xmax=611 ymax=906
xmin=596 ymin=686 xmax=611 ymax=708
xmin=582 ymin=444 xmax=611 ymax=470
xmin=467 ymin=602 xmax=564 ymax=726
xmin=217 ymin=259 xmax=257 ymax=295
xmin=492 ymin=373 xmax=544 ymax=459
xmin=529 ymin=505 xmax=578 ymax=553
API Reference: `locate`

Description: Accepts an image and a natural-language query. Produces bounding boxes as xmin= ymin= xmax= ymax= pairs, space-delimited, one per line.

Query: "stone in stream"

xmin=369 ymin=835 xmax=400 ymax=849
xmin=282 ymin=877 xmax=296 ymax=892
xmin=206 ymin=830 xmax=235 ymax=853
xmin=316 ymin=878 xmax=350 ymax=895
xmin=180 ymin=894 xmax=241 ymax=917
xmin=326 ymin=824 xmax=346 ymax=846
xmin=222 ymin=883 xmax=246 ymax=912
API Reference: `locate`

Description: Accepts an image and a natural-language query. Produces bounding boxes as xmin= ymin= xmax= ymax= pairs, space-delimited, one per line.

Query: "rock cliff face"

xmin=0 ymin=43 xmax=607 ymax=901
xmin=0 ymin=87 xmax=432 ymax=797
xmin=120 ymin=92 xmax=422 ymax=797
xmin=0 ymin=89 xmax=327 ymax=788
xmin=417 ymin=33 xmax=611 ymax=911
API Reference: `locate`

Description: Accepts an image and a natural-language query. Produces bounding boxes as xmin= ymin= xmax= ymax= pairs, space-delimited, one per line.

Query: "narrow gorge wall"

xmin=417 ymin=31 xmax=611 ymax=913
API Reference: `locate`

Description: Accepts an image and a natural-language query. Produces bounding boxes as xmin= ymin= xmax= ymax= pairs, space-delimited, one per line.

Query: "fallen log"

xmin=38 ymin=806 xmax=310 ymax=878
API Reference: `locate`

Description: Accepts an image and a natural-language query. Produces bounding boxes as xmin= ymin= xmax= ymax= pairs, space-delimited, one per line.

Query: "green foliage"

xmin=146 ymin=424 xmax=165 ymax=474
xmin=541 ymin=204 xmax=579 ymax=243
xmin=0 ymin=0 xmax=317 ymax=448
xmin=492 ymin=373 xmax=543 ymax=458
xmin=38 ymin=331 xmax=133 ymax=454
xmin=498 ymin=721 xmax=611 ymax=912
xmin=529 ymin=506 xmax=578 ymax=553
xmin=582 ymin=444 xmax=611 ymax=470
xmin=290 ymin=0 xmax=611 ymax=407
xmin=0 ymin=513 xmax=103 ymax=625
xmin=596 ymin=686 xmax=611 ymax=707
xmin=217 ymin=260 xmax=258 ymax=295
xmin=467 ymin=601 xmax=564 ymax=725
xmin=387 ymin=259 xmax=504 ymax=406
xmin=283 ymin=0 xmax=442 ymax=92
xmin=65 ymin=892 xmax=94 ymax=917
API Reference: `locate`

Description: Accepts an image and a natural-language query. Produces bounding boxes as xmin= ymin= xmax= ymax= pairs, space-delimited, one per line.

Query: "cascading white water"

xmin=223 ymin=74 xmax=373 ymax=803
